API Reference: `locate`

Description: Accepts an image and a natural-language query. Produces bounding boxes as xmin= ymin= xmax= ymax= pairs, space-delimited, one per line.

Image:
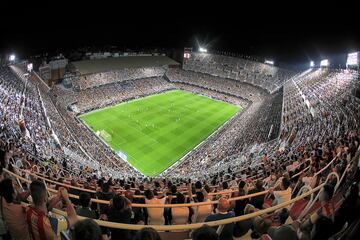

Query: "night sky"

xmin=1 ymin=1 xmax=359 ymax=66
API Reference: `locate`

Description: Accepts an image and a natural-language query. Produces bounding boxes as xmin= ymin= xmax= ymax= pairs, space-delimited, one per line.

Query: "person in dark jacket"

xmin=248 ymin=180 xmax=265 ymax=209
xmin=107 ymin=195 xmax=132 ymax=240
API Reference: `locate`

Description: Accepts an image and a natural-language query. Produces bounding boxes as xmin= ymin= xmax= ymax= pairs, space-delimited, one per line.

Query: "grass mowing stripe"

xmin=80 ymin=89 xmax=241 ymax=176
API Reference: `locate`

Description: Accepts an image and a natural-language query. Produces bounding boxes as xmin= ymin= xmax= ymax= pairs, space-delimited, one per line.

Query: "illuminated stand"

xmin=346 ymin=52 xmax=359 ymax=69
xmin=320 ymin=59 xmax=329 ymax=68
xmin=199 ymin=47 xmax=207 ymax=53
xmin=264 ymin=59 xmax=274 ymax=65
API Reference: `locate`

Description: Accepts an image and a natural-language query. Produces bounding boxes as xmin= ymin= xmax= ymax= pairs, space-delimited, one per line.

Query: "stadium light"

xmin=320 ymin=59 xmax=329 ymax=67
xmin=199 ymin=47 xmax=207 ymax=53
xmin=264 ymin=59 xmax=274 ymax=65
xmin=346 ymin=52 xmax=359 ymax=66
xmin=9 ymin=54 xmax=15 ymax=61
xmin=310 ymin=61 xmax=314 ymax=68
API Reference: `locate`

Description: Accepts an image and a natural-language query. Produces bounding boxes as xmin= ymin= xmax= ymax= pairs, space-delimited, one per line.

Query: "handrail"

xmin=5 ymin=161 xmax=348 ymax=231
xmin=18 ymin=168 xmax=240 ymax=199
xmin=314 ymin=153 xmax=339 ymax=177
xmin=46 ymin=183 xmax=325 ymax=231
xmin=6 ymin=168 xmax=269 ymax=208
xmin=298 ymin=171 xmax=340 ymax=220
xmin=291 ymin=165 xmax=311 ymax=179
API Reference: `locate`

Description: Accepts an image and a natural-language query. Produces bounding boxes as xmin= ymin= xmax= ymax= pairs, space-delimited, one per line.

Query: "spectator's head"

xmin=319 ymin=184 xmax=334 ymax=202
xmin=125 ymin=184 xmax=130 ymax=190
xmin=134 ymin=227 xmax=162 ymax=240
xmin=253 ymin=217 xmax=271 ymax=235
xmin=72 ymin=219 xmax=102 ymax=240
xmin=192 ymin=225 xmax=218 ymax=240
xmin=281 ymin=178 xmax=290 ymax=190
xmin=217 ymin=198 xmax=230 ymax=213
xmin=0 ymin=178 xmax=15 ymax=203
xmin=144 ymin=189 xmax=154 ymax=200
xmin=79 ymin=192 xmax=91 ymax=208
xmin=111 ymin=195 xmax=129 ymax=211
xmin=222 ymin=181 xmax=228 ymax=190
xmin=195 ymin=181 xmax=202 ymax=189
xmin=239 ymin=180 xmax=246 ymax=190
xmin=276 ymin=208 xmax=289 ymax=225
xmin=176 ymin=193 xmax=185 ymax=204
xmin=30 ymin=180 xmax=47 ymax=206
xmin=311 ymin=215 xmax=335 ymax=240
xmin=270 ymin=225 xmax=297 ymax=240
xmin=255 ymin=180 xmax=263 ymax=190
xmin=170 ymin=184 xmax=177 ymax=194
xmin=244 ymin=204 xmax=256 ymax=214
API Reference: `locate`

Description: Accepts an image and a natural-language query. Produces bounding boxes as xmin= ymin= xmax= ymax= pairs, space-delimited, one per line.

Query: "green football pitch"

xmin=80 ymin=90 xmax=240 ymax=176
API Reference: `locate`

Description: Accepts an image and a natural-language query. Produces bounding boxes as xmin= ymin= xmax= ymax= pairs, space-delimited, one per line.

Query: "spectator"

xmin=76 ymin=193 xmax=97 ymax=219
xmin=0 ymin=178 xmax=30 ymax=240
xmin=233 ymin=204 xmax=256 ymax=238
xmin=248 ymin=180 xmax=265 ymax=209
xmin=189 ymin=189 xmax=212 ymax=223
xmin=267 ymin=208 xmax=297 ymax=240
xmin=270 ymin=177 xmax=292 ymax=206
xmin=26 ymin=180 xmax=77 ymax=240
xmin=205 ymin=198 xmax=235 ymax=240
xmin=106 ymin=195 xmax=132 ymax=240
xmin=171 ymin=193 xmax=189 ymax=225
xmin=131 ymin=190 xmax=145 ymax=224
xmin=233 ymin=188 xmax=249 ymax=216
xmin=134 ymin=227 xmax=162 ymax=240
xmin=192 ymin=225 xmax=219 ymax=240
xmin=144 ymin=189 xmax=166 ymax=225
xmin=72 ymin=219 xmax=103 ymax=240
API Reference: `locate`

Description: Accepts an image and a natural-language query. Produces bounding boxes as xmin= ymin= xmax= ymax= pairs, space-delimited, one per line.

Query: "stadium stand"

xmin=0 ymin=51 xmax=360 ymax=240
xmin=183 ymin=53 xmax=296 ymax=93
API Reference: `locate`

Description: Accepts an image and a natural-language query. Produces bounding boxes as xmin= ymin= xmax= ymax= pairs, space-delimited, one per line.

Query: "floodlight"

xmin=265 ymin=60 xmax=274 ymax=65
xmin=346 ymin=52 xmax=359 ymax=66
xmin=27 ymin=63 xmax=33 ymax=72
xmin=310 ymin=61 xmax=314 ymax=67
xmin=199 ymin=47 xmax=207 ymax=53
xmin=320 ymin=59 xmax=329 ymax=67
xmin=9 ymin=54 xmax=15 ymax=61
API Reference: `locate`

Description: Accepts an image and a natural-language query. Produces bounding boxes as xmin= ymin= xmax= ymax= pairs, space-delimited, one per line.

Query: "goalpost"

xmin=96 ymin=129 xmax=112 ymax=142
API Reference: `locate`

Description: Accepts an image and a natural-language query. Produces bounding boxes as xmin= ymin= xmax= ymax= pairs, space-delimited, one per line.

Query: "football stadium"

xmin=1 ymin=13 xmax=360 ymax=240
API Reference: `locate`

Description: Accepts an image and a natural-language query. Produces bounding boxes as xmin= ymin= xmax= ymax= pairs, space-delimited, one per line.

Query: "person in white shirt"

xmin=144 ymin=189 xmax=166 ymax=225
xmin=269 ymin=178 xmax=292 ymax=207
xmin=171 ymin=193 xmax=189 ymax=225
xmin=187 ymin=184 xmax=212 ymax=223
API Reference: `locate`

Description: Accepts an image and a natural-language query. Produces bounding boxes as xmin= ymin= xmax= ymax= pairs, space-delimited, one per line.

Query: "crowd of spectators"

xmin=183 ymin=53 xmax=296 ymax=92
xmin=75 ymin=67 xmax=166 ymax=90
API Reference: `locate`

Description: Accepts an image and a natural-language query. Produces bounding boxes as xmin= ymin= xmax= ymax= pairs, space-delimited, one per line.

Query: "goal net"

xmin=96 ymin=130 xmax=112 ymax=142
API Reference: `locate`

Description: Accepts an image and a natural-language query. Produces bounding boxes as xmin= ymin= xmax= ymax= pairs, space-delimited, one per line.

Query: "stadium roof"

xmin=72 ymin=56 xmax=180 ymax=75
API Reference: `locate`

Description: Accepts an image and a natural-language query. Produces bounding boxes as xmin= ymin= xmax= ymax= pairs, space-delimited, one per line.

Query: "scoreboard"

xmin=346 ymin=52 xmax=359 ymax=68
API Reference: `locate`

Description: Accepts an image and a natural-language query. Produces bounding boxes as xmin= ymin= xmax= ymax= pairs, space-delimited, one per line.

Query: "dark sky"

xmin=1 ymin=1 xmax=359 ymax=65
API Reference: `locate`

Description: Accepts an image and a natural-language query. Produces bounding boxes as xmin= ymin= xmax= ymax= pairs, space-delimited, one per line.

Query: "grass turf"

xmin=80 ymin=90 xmax=240 ymax=176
